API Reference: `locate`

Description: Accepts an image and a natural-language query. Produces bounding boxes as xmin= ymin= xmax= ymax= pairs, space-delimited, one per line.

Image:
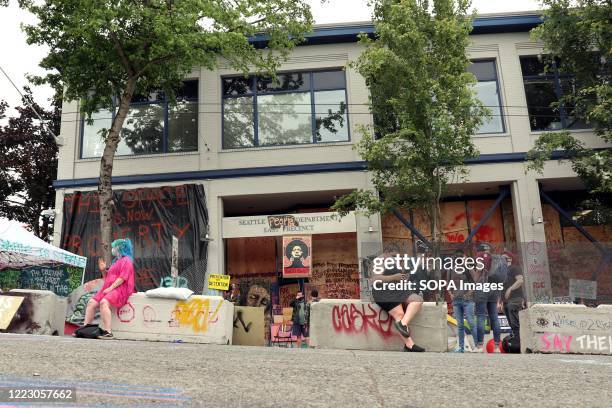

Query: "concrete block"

xmin=6 ymin=289 xmax=66 ymax=335
xmin=111 ymin=293 xmax=233 ymax=345
xmin=520 ymin=305 xmax=612 ymax=355
xmin=310 ymin=299 xmax=447 ymax=352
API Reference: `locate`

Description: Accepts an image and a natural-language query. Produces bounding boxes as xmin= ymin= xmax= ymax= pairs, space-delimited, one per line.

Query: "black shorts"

xmin=373 ymin=292 xmax=424 ymax=312
xmin=292 ymin=323 xmax=309 ymax=338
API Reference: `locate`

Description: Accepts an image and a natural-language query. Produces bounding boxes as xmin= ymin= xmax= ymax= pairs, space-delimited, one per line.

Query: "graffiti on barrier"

xmin=540 ymin=332 xmax=573 ymax=353
xmin=171 ymin=298 xmax=222 ymax=333
xmin=331 ymin=303 xmax=394 ymax=338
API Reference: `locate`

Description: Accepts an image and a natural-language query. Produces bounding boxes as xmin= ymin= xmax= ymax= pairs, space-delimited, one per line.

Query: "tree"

xmin=18 ymin=0 xmax=313 ymax=263
xmin=527 ymin=0 xmax=611 ymax=194
xmin=0 ymin=88 xmax=60 ymax=241
xmin=332 ymin=0 xmax=487 ymax=252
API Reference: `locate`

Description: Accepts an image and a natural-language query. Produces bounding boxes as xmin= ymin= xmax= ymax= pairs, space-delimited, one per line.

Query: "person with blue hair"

xmin=83 ymin=238 xmax=136 ymax=339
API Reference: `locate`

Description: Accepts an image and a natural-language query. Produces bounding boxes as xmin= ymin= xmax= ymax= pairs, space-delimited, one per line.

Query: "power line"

xmin=56 ymin=102 xmax=569 ymax=117
xmin=0 ymin=64 xmax=60 ymax=144
xmin=57 ymin=111 xmax=573 ymax=124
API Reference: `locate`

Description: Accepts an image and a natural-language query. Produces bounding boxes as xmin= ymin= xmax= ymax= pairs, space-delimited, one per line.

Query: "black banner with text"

xmin=60 ymin=184 xmax=208 ymax=293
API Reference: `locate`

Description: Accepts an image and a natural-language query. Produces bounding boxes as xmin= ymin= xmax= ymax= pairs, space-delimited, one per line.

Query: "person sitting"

xmin=82 ymin=238 xmax=136 ymax=339
xmin=372 ymin=247 xmax=426 ymax=352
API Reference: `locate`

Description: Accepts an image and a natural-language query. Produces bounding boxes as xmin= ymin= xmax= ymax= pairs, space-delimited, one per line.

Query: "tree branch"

xmin=109 ymin=30 xmax=136 ymax=76
xmin=136 ymin=53 xmax=179 ymax=76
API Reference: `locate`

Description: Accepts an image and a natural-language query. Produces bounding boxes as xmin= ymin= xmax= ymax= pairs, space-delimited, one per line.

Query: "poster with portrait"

xmin=282 ymin=235 xmax=312 ymax=278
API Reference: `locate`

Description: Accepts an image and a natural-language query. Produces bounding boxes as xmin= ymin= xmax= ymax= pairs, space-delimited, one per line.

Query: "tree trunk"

xmin=98 ymin=77 xmax=137 ymax=264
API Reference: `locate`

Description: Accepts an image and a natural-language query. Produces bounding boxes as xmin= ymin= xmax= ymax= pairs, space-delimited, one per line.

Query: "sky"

xmin=0 ymin=0 xmax=542 ymax=118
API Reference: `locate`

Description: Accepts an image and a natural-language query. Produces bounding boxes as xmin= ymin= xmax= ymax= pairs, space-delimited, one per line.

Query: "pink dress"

xmin=92 ymin=256 xmax=136 ymax=308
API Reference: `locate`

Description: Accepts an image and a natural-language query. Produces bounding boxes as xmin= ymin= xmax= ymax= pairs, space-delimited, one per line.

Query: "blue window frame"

xmin=80 ymin=80 xmax=198 ymax=158
xmin=222 ymin=69 xmax=350 ymax=149
xmin=520 ymin=56 xmax=589 ymax=132
xmin=468 ymin=60 xmax=505 ymax=134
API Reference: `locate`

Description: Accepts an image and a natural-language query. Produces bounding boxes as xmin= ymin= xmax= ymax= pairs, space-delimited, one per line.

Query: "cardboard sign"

xmin=208 ymin=274 xmax=231 ymax=291
xmin=0 ymin=295 xmax=24 ymax=330
xmin=232 ymin=306 xmax=265 ymax=346
xmin=282 ymin=235 xmax=312 ymax=278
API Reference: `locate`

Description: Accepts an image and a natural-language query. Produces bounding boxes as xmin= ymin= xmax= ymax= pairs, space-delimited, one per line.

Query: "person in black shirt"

xmin=503 ymin=265 xmax=524 ymax=339
xmin=372 ymin=249 xmax=426 ymax=352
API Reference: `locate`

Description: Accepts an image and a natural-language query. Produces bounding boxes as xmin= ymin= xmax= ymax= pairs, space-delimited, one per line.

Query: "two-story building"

xmin=52 ymin=11 xmax=611 ymax=311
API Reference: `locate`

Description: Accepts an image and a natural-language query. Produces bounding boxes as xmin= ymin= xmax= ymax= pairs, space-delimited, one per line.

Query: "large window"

xmin=520 ymin=56 xmax=588 ymax=132
xmin=468 ymin=60 xmax=505 ymax=134
xmin=81 ymin=80 xmax=198 ymax=158
xmin=222 ymin=70 xmax=349 ymax=149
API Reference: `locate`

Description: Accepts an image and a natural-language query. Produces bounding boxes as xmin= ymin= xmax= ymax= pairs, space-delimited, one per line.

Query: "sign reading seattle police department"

xmin=222 ymin=211 xmax=356 ymax=238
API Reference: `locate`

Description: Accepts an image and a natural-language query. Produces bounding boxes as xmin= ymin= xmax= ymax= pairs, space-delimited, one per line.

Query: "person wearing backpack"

xmin=82 ymin=238 xmax=136 ymax=340
xmin=290 ymin=291 xmax=310 ymax=348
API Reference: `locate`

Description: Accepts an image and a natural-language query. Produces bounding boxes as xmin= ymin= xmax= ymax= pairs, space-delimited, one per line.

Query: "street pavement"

xmin=1 ymin=333 xmax=611 ymax=408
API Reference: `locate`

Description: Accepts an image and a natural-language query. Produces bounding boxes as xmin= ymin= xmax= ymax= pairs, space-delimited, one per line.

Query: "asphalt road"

xmin=1 ymin=333 xmax=611 ymax=408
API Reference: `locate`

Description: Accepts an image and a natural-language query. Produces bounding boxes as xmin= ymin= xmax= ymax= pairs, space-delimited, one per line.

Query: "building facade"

xmin=52 ymin=12 xmax=611 ymax=307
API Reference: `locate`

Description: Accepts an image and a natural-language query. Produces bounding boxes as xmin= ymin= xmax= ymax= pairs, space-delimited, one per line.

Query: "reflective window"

xmin=222 ymin=70 xmax=349 ymax=149
xmin=81 ymin=80 xmax=198 ymax=158
xmin=520 ymin=56 xmax=589 ymax=131
xmin=314 ymin=90 xmax=349 ymax=142
xmin=258 ymin=92 xmax=312 ymax=146
xmin=468 ymin=60 xmax=505 ymax=134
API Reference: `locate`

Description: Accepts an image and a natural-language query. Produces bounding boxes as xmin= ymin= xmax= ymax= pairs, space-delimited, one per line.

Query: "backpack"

xmin=74 ymin=324 xmax=102 ymax=339
xmin=501 ymin=334 xmax=521 ymax=353
xmin=488 ymin=254 xmax=509 ymax=284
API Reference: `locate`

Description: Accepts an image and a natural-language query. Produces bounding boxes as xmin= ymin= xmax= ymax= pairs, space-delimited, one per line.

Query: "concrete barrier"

xmin=5 ymin=289 xmax=67 ymax=335
xmin=111 ymin=293 xmax=233 ymax=345
xmin=520 ymin=304 xmax=612 ymax=355
xmin=310 ymin=300 xmax=448 ymax=352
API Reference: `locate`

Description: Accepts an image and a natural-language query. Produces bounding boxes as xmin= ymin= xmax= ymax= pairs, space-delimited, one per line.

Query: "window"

xmin=468 ymin=60 xmax=505 ymax=134
xmin=222 ymin=70 xmax=349 ymax=149
xmin=520 ymin=56 xmax=588 ymax=132
xmin=81 ymin=80 xmax=198 ymax=158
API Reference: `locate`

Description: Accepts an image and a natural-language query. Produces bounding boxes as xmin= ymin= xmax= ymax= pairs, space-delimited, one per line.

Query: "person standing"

xmin=83 ymin=238 xmax=136 ymax=339
xmin=472 ymin=243 xmax=502 ymax=353
xmin=310 ymin=288 xmax=320 ymax=304
xmin=290 ymin=291 xmax=310 ymax=348
xmin=227 ymin=283 xmax=241 ymax=304
xmin=504 ymin=264 xmax=524 ymax=340
xmin=449 ymin=251 xmax=477 ymax=353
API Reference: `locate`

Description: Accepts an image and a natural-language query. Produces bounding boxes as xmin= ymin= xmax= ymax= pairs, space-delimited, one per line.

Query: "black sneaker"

xmin=393 ymin=320 xmax=410 ymax=338
xmin=403 ymin=344 xmax=425 ymax=352
xmin=98 ymin=329 xmax=114 ymax=340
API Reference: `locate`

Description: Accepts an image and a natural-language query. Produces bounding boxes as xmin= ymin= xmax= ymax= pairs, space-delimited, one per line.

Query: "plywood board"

xmin=0 ymin=296 xmax=25 ymax=330
xmin=467 ymin=200 xmax=505 ymax=244
xmin=381 ymin=210 xmax=411 ymax=239
xmin=226 ymin=237 xmax=276 ymax=276
xmin=542 ymin=204 xmax=563 ymax=246
xmin=310 ymin=233 xmax=359 ymax=299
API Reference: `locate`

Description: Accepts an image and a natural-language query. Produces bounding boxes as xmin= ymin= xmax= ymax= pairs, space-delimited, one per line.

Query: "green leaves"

xmin=17 ymin=0 xmax=313 ymax=117
xmin=333 ymin=0 xmax=485 ymax=240
xmin=528 ymin=0 xmax=611 ymax=194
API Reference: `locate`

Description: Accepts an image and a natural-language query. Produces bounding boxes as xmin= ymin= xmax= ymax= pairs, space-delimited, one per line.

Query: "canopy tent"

xmin=0 ymin=218 xmax=86 ymax=270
